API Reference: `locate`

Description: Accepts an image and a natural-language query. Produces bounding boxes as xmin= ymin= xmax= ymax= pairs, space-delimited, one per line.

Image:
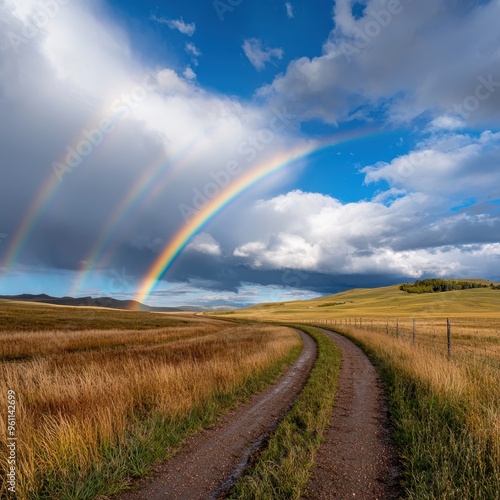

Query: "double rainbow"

xmin=132 ymin=132 xmax=364 ymax=307
xmin=2 ymin=122 xmax=378 ymax=307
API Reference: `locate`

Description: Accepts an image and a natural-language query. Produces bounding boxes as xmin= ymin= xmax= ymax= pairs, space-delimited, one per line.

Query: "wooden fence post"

xmin=386 ymin=320 xmax=389 ymax=335
xmin=447 ymin=318 xmax=452 ymax=360
xmin=412 ymin=319 xmax=416 ymax=346
xmin=396 ymin=319 xmax=399 ymax=338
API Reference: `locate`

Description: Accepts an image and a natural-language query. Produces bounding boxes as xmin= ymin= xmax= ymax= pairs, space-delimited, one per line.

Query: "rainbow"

xmin=132 ymin=130 xmax=373 ymax=307
xmin=0 ymin=101 xmax=122 ymax=276
xmin=2 ymin=117 xmax=379 ymax=304
xmin=69 ymin=141 xmax=201 ymax=295
xmin=1 ymin=175 xmax=60 ymax=273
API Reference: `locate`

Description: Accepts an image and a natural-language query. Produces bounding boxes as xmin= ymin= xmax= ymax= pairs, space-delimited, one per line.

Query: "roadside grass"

xmin=320 ymin=324 xmax=499 ymax=499
xmin=310 ymin=317 xmax=500 ymax=368
xmin=0 ymin=320 xmax=301 ymax=499
xmin=230 ymin=325 xmax=341 ymax=499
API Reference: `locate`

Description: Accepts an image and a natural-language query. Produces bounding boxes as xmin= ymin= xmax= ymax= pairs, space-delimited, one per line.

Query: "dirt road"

xmin=305 ymin=329 xmax=402 ymax=499
xmin=120 ymin=329 xmax=317 ymax=500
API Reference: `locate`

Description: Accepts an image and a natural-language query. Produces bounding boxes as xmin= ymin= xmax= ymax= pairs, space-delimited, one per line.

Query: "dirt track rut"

xmin=305 ymin=329 xmax=402 ymax=499
xmin=120 ymin=328 xmax=316 ymax=500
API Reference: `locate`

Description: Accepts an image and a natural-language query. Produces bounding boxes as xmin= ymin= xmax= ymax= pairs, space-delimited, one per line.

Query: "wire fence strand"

xmin=305 ymin=317 xmax=500 ymax=370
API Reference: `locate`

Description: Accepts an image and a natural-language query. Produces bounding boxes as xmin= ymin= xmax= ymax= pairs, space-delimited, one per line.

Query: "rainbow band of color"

xmin=133 ymin=141 xmax=320 ymax=307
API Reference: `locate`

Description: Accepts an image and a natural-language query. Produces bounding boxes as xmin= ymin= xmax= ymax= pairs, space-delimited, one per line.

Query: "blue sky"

xmin=0 ymin=0 xmax=499 ymax=307
xmin=114 ymin=0 xmax=334 ymax=95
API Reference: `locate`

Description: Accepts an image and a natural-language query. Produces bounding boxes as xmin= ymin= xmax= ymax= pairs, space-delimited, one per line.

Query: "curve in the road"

xmin=120 ymin=328 xmax=317 ymax=500
xmin=305 ymin=328 xmax=402 ymax=499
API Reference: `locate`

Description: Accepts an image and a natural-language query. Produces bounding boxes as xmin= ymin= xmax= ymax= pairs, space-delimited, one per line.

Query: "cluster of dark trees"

xmin=400 ymin=279 xmax=490 ymax=294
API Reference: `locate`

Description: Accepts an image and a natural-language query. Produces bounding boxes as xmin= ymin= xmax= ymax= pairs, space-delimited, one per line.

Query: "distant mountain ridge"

xmin=0 ymin=294 xmax=223 ymax=312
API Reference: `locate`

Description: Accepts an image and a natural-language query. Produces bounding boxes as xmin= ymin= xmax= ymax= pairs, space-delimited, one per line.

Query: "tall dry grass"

xmin=0 ymin=321 xmax=300 ymax=498
xmin=315 ymin=317 xmax=500 ymax=367
xmin=0 ymin=321 xmax=224 ymax=360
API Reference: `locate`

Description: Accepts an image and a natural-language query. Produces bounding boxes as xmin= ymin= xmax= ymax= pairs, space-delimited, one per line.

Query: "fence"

xmin=302 ymin=317 xmax=500 ymax=369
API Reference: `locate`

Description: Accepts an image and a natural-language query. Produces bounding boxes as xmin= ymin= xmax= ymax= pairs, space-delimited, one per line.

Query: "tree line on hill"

xmin=400 ymin=279 xmax=492 ymax=294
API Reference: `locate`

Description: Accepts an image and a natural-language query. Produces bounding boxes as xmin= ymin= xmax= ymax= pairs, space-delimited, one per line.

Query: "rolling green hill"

xmin=226 ymin=282 xmax=500 ymax=320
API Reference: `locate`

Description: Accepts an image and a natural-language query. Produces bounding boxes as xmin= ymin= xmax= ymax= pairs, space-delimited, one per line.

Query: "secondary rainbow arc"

xmin=131 ymin=132 xmax=368 ymax=308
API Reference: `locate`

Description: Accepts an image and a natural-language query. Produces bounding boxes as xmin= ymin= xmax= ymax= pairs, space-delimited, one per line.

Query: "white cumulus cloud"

xmin=186 ymin=233 xmax=222 ymax=256
xmin=260 ymin=0 xmax=500 ymax=127
xmin=183 ymin=66 xmax=196 ymax=80
xmin=185 ymin=42 xmax=201 ymax=57
xmin=363 ymin=131 xmax=500 ymax=198
xmin=151 ymin=15 xmax=195 ymax=36
xmin=243 ymin=38 xmax=284 ymax=71
xmin=230 ymin=167 xmax=500 ymax=279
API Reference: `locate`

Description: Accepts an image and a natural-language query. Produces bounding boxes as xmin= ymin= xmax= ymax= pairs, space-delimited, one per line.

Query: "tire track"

xmin=120 ymin=328 xmax=317 ymax=500
xmin=305 ymin=329 xmax=402 ymax=499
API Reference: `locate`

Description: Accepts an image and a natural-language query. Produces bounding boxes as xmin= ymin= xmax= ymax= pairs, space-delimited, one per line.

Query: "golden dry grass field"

xmin=0 ymin=301 xmax=301 ymax=498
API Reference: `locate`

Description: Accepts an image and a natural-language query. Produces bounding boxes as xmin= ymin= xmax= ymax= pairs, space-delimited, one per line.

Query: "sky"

xmin=0 ymin=0 xmax=499 ymax=308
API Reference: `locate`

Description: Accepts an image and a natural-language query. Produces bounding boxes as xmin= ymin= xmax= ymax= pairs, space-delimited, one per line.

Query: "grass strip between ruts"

xmin=230 ymin=325 xmax=342 ymax=499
